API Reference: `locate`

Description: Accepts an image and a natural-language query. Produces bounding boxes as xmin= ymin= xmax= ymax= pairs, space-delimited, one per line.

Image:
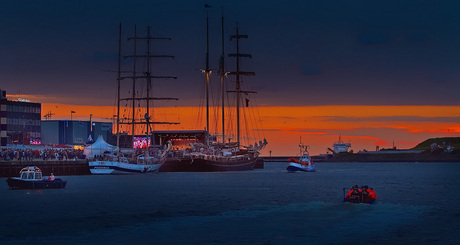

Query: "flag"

xmin=245 ymin=98 xmax=250 ymax=107
xmin=205 ymin=4 xmax=212 ymax=8
xmin=71 ymin=111 xmax=76 ymax=113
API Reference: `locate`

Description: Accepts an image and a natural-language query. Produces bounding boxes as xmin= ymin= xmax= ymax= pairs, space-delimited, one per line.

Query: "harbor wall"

xmin=2 ymin=158 xmax=265 ymax=176
xmin=0 ymin=160 xmax=91 ymax=178
xmin=326 ymin=152 xmax=460 ymax=162
xmin=262 ymin=152 xmax=460 ymax=163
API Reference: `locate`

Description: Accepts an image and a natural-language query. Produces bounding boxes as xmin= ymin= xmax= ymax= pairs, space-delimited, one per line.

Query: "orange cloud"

xmin=37 ymin=103 xmax=460 ymax=156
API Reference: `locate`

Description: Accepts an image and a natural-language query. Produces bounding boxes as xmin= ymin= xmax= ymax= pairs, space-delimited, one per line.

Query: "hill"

xmin=410 ymin=137 xmax=460 ymax=151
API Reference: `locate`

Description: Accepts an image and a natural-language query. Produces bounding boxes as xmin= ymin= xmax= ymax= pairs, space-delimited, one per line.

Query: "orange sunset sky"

xmin=3 ymin=1 xmax=460 ymax=157
xmin=32 ymin=100 xmax=460 ymax=156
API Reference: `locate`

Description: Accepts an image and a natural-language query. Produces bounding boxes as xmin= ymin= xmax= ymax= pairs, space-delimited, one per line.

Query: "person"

xmin=345 ymin=185 xmax=359 ymax=199
xmin=345 ymin=185 xmax=362 ymax=201
xmin=368 ymin=188 xmax=377 ymax=200
xmin=48 ymin=173 xmax=55 ymax=181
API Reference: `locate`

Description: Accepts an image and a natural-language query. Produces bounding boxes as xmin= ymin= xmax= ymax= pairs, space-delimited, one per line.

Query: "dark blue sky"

xmin=2 ymin=0 xmax=460 ymax=106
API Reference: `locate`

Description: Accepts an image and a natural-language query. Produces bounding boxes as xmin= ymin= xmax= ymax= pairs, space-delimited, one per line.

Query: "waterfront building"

xmin=0 ymin=89 xmax=41 ymax=146
xmin=41 ymin=120 xmax=113 ymax=146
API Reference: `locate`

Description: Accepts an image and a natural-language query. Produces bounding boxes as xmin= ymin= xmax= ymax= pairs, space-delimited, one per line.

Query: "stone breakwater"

xmin=0 ymin=160 xmax=90 ymax=178
xmin=262 ymin=151 xmax=460 ymax=163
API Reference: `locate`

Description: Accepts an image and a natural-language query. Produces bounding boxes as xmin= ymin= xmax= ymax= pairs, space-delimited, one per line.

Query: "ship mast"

xmin=228 ymin=26 xmax=255 ymax=146
xmin=116 ymin=23 xmax=122 ymax=150
xmin=204 ymin=9 xmax=211 ymax=145
xmin=120 ymin=25 xmax=179 ymax=149
xmin=219 ymin=9 xmax=225 ymax=144
xmin=131 ymin=25 xmax=137 ymax=147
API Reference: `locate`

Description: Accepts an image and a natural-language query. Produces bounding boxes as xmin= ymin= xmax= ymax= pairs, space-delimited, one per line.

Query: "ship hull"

xmin=286 ymin=162 xmax=316 ymax=172
xmin=6 ymin=178 xmax=67 ymax=189
xmin=160 ymin=157 xmax=260 ymax=172
xmin=89 ymin=160 xmax=162 ymax=174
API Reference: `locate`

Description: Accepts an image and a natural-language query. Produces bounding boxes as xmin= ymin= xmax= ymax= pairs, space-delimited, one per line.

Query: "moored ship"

xmin=88 ymin=24 xmax=177 ymax=174
xmin=160 ymin=10 xmax=267 ymax=172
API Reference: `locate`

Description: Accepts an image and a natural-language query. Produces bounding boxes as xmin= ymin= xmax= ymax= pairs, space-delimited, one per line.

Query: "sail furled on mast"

xmin=226 ymin=27 xmax=257 ymax=146
xmin=118 ymin=25 xmax=179 ymax=142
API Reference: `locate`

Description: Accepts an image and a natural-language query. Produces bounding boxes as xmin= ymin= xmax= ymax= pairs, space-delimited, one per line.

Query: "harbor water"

xmin=1 ymin=162 xmax=459 ymax=244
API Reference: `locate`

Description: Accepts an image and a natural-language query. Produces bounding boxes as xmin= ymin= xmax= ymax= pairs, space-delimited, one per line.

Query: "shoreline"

xmin=262 ymin=151 xmax=460 ymax=162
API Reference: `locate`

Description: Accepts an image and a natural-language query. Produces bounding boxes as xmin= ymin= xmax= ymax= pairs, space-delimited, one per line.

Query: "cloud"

xmin=321 ymin=116 xmax=460 ymax=123
xmin=254 ymin=128 xmax=282 ymax=132
xmin=262 ymin=116 xmax=297 ymax=120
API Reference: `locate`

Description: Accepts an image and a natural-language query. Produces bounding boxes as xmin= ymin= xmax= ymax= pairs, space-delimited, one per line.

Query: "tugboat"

xmin=343 ymin=185 xmax=377 ymax=203
xmin=287 ymin=138 xmax=316 ymax=172
xmin=6 ymin=166 xmax=67 ymax=189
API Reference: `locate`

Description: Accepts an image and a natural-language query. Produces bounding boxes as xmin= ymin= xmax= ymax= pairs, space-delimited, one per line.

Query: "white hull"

xmin=89 ymin=160 xmax=162 ymax=175
xmin=287 ymin=162 xmax=316 ymax=172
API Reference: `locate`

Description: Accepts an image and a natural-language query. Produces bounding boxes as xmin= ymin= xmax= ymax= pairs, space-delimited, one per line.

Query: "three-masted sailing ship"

xmin=89 ymin=24 xmax=177 ymax=174
xmin=162 ymin=11 xmax=267 ymax=172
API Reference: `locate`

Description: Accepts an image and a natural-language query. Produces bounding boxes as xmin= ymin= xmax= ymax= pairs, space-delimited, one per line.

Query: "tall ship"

xmin=89 ymin=24 xmax=177 ymax=174
xmin=161 ymin=10 xmax=267 ymax=172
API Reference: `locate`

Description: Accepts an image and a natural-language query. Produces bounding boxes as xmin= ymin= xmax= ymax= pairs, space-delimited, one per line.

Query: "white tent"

xmin=84 ymin=135 xmax=118 ymax=158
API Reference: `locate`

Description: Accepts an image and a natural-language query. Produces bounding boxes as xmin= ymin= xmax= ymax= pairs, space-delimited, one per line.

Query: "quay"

xmin=0 ymin=160 xmax=90 ymax=178
xmin=1 ymin=158 xmax=265 ymax=177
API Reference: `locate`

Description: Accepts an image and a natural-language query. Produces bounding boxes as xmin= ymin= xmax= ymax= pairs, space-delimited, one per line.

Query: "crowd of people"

xmin=0 ymin=148 xmax=85 ymax=161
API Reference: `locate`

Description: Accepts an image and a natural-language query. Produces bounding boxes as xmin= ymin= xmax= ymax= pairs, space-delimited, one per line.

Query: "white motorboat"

xmin=287 ymin=138 xmax=316 ymax=172
xmin=6 ymin=166 xmax=67 ymax=189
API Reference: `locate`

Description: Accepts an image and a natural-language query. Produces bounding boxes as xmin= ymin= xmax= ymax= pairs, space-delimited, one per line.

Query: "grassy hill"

xmin=410 ymin=137 xmax=460 ymax=151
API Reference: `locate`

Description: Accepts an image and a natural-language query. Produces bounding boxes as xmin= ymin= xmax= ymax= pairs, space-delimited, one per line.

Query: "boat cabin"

xmin=19 ymin=166 xmax=42 ymax=180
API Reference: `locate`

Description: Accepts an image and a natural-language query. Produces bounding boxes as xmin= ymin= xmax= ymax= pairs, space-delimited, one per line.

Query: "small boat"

xmin=6 ymin=166 xmax=67 ymax=189
xmin=343 ymin=185 xmax=377 ymax=203
xmin=287 ymin=138 xmax=316 ymax=172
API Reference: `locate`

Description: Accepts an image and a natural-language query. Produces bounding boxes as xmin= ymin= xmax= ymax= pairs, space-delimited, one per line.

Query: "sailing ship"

xmin=161 ymin=10 xmax=267 ymax=172
xmin=89 ymin=24 xmax=177 ymax=174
